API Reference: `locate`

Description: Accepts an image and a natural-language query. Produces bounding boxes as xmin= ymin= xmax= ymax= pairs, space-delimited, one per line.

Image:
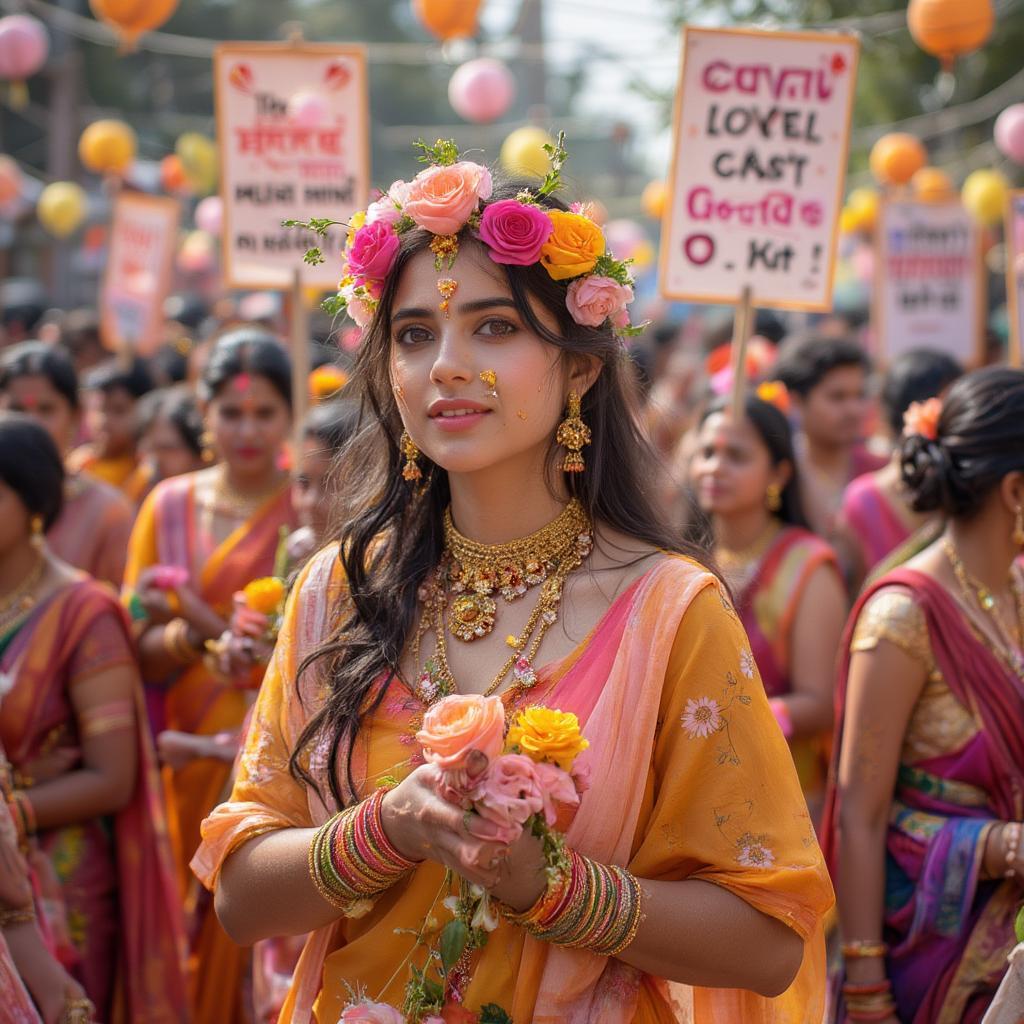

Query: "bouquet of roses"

xmin=337 ymin=695 xmax=589 ymax=1024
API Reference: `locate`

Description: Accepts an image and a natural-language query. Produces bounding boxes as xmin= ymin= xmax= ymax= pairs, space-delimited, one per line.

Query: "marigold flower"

xmin=242 ymin=576 xmax=286 ymax=615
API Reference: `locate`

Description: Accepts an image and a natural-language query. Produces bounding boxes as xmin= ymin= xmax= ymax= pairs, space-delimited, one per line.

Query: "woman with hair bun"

xmin=691 ymin=389 xmax=846 ymax=821
xmin=824 ymin=366 xmax=1024 ymax=1023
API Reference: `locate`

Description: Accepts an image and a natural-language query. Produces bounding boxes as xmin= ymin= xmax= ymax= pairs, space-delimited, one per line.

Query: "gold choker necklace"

xmin=411 ymin=501 xmax=594 ymax=705
xmin=443 ymin=499 xmax=591 ymax=643
xmin=716 ymin=520 xmax=781 ymax=571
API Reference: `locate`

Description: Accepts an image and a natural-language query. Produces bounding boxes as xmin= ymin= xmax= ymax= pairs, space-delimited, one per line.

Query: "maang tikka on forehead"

xmin=430 ymin=233 xmax=460 ymax=317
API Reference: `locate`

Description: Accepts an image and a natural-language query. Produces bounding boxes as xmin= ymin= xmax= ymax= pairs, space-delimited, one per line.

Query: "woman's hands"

xmin=135 ymin=567 xmax=226 ymax=641
xmin=381 ymin=762 xmax=514 ymax=890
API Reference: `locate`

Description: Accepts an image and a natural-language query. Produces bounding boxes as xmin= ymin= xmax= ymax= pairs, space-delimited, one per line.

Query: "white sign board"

xmin=214 ymin=42 xmax=369 ymax=290
xmin=660 ymin=26 xmax=859 ymax=311
xmin=875 ymin=199 xmax=984 ymax=365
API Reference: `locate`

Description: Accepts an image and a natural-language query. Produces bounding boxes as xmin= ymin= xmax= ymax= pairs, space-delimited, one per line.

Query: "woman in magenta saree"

xmin=1 ymin=578 xmax=190 ymax=1022
xmin=824 ymin=367 xmax=1024 ymax=1024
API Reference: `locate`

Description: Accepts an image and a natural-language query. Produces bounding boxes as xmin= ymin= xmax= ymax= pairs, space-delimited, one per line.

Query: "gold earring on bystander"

xmin=29 ymin=515 xmax=45 ymax=550
xmin=1014 ymin=505 xmax=1024 ymax=547
xmin=400 ymin=431 xmax=422 ymax=482
xmin=765 ymin=484 xmax=782 ymax=514
xmin=200 ymin=429 xmax=216 ymax=464
xmin=556 ymin=391 xmax=591 ymax=474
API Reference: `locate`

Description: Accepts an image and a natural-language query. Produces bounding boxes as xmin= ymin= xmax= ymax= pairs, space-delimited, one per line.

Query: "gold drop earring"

xmin=556 ymin=391 xmax=591 ymax=474
xmin=200 ymin=428 xmax=216 ymax=464
xmin=766 ymin=484 xmax=782 ymax=513
xmin=1013 ymin=504 xmax=1024 ymax=547
xmin=30 ymin=515 xmax=45 ymax=550
xmin=400 ymin=431 xmax=422 ymax=482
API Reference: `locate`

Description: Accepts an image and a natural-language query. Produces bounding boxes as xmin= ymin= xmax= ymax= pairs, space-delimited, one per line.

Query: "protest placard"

xmin=214 ymin=42 xmax=369 ymax=290
xmin=1006 ymin=189 xmax=1024 ymax=367
xmin=660 ymin=25 xmax=859 ymax=312
xmin=875 ymin=199 xmax=984 ymax=365
xmin=100 ymin=191 xmax=180 ymax=356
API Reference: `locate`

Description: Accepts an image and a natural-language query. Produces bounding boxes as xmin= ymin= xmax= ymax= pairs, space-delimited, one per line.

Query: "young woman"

xmin=690 ymin=391 xmax=847 ymax=821
xmin=0 ymin=413 xmax=187 ymax=1022
xmin=835 ymin=349 xmax=962 ymax=593
xmin=133 ymin=385 xmax=207 ymax=505
xmin=193 ymin=153 xmax=833 ymax=1024
xmin=123 ymin=328 xmax=296 ymax=1023
xmin=67 ymin=357 xmax=155 ymax=500
xmin=825 ymin=367 xmax=1024 ymax=1023
xmin=0 ymin=344 xmax=134 ymax=588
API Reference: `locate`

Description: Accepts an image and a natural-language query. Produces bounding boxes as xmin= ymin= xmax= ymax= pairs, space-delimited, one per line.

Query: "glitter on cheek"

xmin=516 ymin=410 xmax=528 ymax=420
xmin=480 ymin=370 xmax=498 ymax=398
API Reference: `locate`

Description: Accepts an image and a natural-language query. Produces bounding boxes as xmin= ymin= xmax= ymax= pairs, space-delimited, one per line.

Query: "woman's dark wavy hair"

xmin=288 ymin=177 xmax=711 ymax=807
xmin=699 ymin=393 xmax=810 ymax=530
xmin=0 ymin=341 xmax=79 ymax=410
xmin=901 ymin=366 xmax=1024 ymax=519
xmin=136 ymin=384 xmax=204 ymax=455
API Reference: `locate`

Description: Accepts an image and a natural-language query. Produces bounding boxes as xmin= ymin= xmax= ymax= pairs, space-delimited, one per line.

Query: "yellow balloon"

xmin=847 ymin=187 xmax=880 ymax=230
xmin=78 ymin=119 xmax=136 ymax=176
xmin=631 ymin=239 xmax=655 ymax=270
xmin=839 ymin=206 xmax=860 ymax=235
xmin=175 ymin=133 xmax=218 ymax=196
xmin=499 ymin=126 xmax=554 ymax=179
xmin=641 ymin=180 xmax=667 ymax=220
xmin=961 ymin=169 xmax=1009 ymax=226
xmin=38 ymin=181 xmax=87 ymax=237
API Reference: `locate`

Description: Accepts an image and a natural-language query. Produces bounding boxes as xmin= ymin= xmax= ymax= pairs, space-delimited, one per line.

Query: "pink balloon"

xmin=995 ymin=104 xmax=1024 ymax=166
xmin=177 ymin=230 xmax=215 ymax=275
xmin=195 ymin=196 xmax=223 ymax=235
xmin=604 ymin=218 xmax=647 ymax=258
xmin=288 ymin=91 xmax=329 ymax=128
xmin=448 ymin=58 xmax=515 ymax=124
xmin=0 ymin=15 xmax=49 ymax=81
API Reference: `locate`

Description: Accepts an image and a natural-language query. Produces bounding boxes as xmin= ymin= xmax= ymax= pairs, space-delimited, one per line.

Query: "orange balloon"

xmin=412 ymin=0 xmax=480 ymax=40
xmin=869 ymin=133 xmax=927 ymax=186
xmin=160 ymin=154 xmax=190 ymax=194
xmin=641 ymin=180 xmax=667 ymax=220
xmin=912 ymin=166 xmax=954 ymax=202
xmin=908 ymin=0 xmax=994 ymax=68
xmin=78 ymin=119 xmax=136 ymax=175
xmin=89 ymin=0 xmax=179 ymax=49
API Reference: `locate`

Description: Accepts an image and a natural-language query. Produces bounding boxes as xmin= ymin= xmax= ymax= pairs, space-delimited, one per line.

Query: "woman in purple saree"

xmin=824 ymin=367 xmax=1024 ymax=1024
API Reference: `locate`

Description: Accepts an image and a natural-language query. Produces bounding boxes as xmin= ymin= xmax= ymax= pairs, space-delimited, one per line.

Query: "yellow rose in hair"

xmin=507 ymin=706 xmax=589 ymax=771
xmin=242 ymin=577 xmax=286 ymax=615
xmin=345 ymin=210 xmax=367 ymax=249
xmin=539 ymin=211 xmax=605 ymax=281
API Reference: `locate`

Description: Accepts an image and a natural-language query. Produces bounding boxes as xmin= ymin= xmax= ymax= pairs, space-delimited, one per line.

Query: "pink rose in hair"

xmin=610 ymin=306 xmax=630 ymax=330
xmin=565 ymin=275 xmax=634 ymax=328
xmin=366 ymin=179 xmax=412 ymax=226
xmin=346 ymin=221 xmax=400 ymax=284
xmin=478 ymin=199 xmax=553 ymax=265
xmin=404 ymin=161 xmax=492 ymax=236
xmin=340 ymin=281 xmax=374 ymax=328
xmin=532 ymin=760 xmax=581 ymax=827
xmin=338 ymin=1001 xmax=404 ymax=1024
xmin=472 ymin=753 xmax=544 ymax=842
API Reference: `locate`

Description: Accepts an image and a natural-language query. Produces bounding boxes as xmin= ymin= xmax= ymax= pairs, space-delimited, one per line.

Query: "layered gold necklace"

xmin=0 ymin=554 xmax=46 ymax=636
xmin=411 ymin=500 xmax=594 ymax=705
xmin=715 ymin=519 xmax=780 ymax=592
xmin=943 ymin=539 xmax=1024 ymax=677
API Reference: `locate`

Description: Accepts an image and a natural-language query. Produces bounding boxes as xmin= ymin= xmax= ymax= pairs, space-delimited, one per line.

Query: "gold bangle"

xmin=0 ymin=905 xmax=36 ymax=928
xmin=842 ymin=939 xmax=888 ymax=959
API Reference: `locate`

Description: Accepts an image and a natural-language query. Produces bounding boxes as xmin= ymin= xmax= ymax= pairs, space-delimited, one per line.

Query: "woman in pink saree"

xmin=124 ymin=329 xmax=296 ymax=1024
xmin=195 ymin=159 xmax=832 ymax=1022
xmin=824 ymin=367 xmax=1024 ymax=1024
xmin=0 ymin=413 xmax=187 ymax=1022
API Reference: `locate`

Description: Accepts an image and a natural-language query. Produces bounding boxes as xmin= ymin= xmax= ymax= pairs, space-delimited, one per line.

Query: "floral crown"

xmin=286 ymin=133 xmax=642 ymax=339
xmin=755 ymin=380 xmax=791 ymax=416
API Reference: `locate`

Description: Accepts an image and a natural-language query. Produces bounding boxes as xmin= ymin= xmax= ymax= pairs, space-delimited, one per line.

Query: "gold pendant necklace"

xmin=411 ymin=503 xmax=594 ymax=703
xmin=716 ymin=520 xmax=780 ymax=576
xmin=443 ymin=499 xmax=591 ymax=643
xmin=0 ymin=555 xmax=46 ymax=633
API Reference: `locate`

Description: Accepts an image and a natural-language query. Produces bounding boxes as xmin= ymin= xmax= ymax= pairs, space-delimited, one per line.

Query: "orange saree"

xmin=0 ymin=578 xmax=188 ymax=1023
xmin=195 ymin=546 xmax=834 ymax=1023
xmin=123 ymin=470 xmax=296 ymax=1023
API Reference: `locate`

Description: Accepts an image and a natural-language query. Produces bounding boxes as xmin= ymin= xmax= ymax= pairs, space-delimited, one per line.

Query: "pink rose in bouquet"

xmin=533 ymin=760 xmax=581 ymax=827
xmin=471 ymin=753 xmax=545 ymax=843
xmin=150 ymin=565 xmax=189 ymax=590
xmin=338 ymin=1002 xmax=404 ymax=1024
xmin=416 ymin=693 xmax=505 ymax=771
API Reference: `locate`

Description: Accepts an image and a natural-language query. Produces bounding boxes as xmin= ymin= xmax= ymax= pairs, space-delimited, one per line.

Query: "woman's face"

xmin=389 ymin=244 xmax=571 ymax=480
xmin=0 ymin=374 xmax=78 ymax=454
xmin=140 ymin=414 xmax=204 ymax=482
xmin=84 ymin=385 xmax=136 ymax=458
xmin=0 ymin=479 xmax=31 ymax=557
xmin=206 ymin=373 xmax=290 ymax=476
xmin=691 ymin=411 xmax=783 ymax=519
xmin=292 ymin=436 xmax=334 ymax=540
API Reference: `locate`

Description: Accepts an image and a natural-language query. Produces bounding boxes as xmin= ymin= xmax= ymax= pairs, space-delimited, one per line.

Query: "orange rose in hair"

xmin=539 ymin=210 xmax=605 ymax=281
xmin=903 ymin=397 xmax=942 ymax=441
xmin=416 ymin=693 xmax=505 ymax=771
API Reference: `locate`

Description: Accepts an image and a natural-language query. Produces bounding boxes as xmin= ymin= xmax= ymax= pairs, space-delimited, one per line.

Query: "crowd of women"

xmin=0 ymin=158 xmax=1021 ymax=1024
